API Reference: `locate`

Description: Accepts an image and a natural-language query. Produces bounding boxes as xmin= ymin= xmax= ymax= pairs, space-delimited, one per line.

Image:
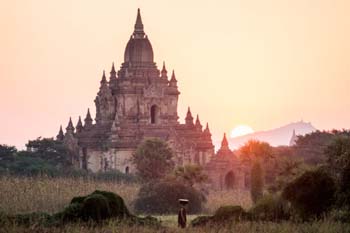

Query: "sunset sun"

xmin=230 ymin=125 xmax=254 ymax=138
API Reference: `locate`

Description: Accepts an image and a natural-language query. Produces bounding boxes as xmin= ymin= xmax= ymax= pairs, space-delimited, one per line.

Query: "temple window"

xmin=150 ymin=105 xmax=159 ymax=124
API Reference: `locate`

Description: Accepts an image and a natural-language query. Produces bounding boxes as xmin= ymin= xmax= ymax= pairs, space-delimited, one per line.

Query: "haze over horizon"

xmin=1 ymin=0 xmax=350 ymax=149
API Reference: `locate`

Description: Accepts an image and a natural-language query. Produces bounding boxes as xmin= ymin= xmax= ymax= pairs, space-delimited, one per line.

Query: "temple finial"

xmin=84 ymin=108 xmax=93 ymax=129
xmin=66 ymin=117 xmax=75 ymax=134
xmin=170 ymin=70 xmax=178 ymax=85
xmin=134 ymin=8 xmax=145 ymax=37
xmin=185 ymin=107 xmax=194 ymax=125
xmin=221 ymin=133 xmax=229 ymax=149
xmin=195 ymin=114 xmax=202 ymax=130
xmin=56 ymin=125 xmax=64 ymax=141
xmin=101 ymin=70 xmax=107 ymax=84
xmin=76 ymin=116 xmax=83 ymax=133
xmin=161 ymin=61 xmax=167 ymax=78
xmin=111 ymin=62 xmax=116 ymax=74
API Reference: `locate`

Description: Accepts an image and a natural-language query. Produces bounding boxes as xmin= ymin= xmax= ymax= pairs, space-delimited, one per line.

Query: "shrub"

xmin=191 ymin=205 xmax=248 ymax=227
xmin=282 ymin=168 xmax=336 ymax=220
xmin=336 ymin=164 xmax=350 ymax=208
xmin=213 ymin=205 xmax=246 ymax=221
xmin=58 ymin=190 xmax=131 ymax=223
xmin=191 ymin=216 xmax=212 ymax=227
xmin=250 ymin=194 xmax=290 ymax=221
xmin=134 ymin=181 xmax=205 ymax=214
xmin=329 ymin=209 xmax=350 ymax=223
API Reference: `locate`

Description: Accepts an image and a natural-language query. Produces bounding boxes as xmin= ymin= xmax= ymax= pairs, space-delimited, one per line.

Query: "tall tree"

xmin=239 ymin=140 xmax=273 ymax=201
xmin=250 ymin=161 xmax=264 ymax=203
xmin=132 ymin=138 xmax=174 ymax=181
xmin=172 ymin=164 xmax=208 ymax=187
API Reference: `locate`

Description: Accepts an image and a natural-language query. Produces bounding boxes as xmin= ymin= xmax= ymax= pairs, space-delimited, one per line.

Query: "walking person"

xmin=178 ymin=199 xmax=188 ymax=228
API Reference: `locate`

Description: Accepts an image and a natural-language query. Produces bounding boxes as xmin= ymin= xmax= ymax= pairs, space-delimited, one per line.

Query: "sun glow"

xmin=230 ymin=125 xmax=254 ymax=138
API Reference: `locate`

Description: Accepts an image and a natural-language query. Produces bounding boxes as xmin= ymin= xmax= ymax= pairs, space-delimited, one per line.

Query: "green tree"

xmin=282 ymin=168 xmax=336 ymax=220
xmin=325 ymin=135 xmax=350 ymax=208
xmin=294 ymin=130 xmax=350 ymax=165
xmin=250 ymin=161 xmax=264 ymax=203
xmin=325 ymin=135 xmax=350 ymax=174
xmin=0 ymin=144 xmax=17 ymax=163
xmin=132 ymin=138 xmax=174 ymax=181
xmin=239 ymin=140 xmax=272 ymax=203
xmin=172 ymin=164 xmax=208 ymax=187
xmin=239 ymin=140 xmax=273 ymax=163
xmin=26 ymin=137 xmax=72 ymax=168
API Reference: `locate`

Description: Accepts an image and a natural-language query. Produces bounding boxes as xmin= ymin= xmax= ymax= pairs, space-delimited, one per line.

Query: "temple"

xmin=56 ymin=9 xmax=246 ymax=190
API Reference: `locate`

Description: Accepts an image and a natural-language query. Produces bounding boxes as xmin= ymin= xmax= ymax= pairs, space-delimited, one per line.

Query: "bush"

xmin=329 ymin=209 xmax=350 ymax=223
xmin=336 ymin=164 xmax=350 ymax=208
xmin=191 ymin=205 xmax=248 ymax=227
xmin=134 ymin=181 xmax=205 ymax=214
xmin=213 ymin=205 xmax=246 ymax=221
xmin=282 ymin=168 xmax=336 ymax=220
xmin=58 ymin=190 xmax=131 ymax=223
xmin=250 ymin=194 xmax=290 ymax=221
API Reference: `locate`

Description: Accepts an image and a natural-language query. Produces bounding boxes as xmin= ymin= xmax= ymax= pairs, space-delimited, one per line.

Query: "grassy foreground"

xmin=1 ymin=176 xmax=350 ymax=233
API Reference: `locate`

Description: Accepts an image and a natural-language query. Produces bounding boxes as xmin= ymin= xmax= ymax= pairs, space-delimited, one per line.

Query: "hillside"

xmin=226 ymin=121 xmax=317 ymax=149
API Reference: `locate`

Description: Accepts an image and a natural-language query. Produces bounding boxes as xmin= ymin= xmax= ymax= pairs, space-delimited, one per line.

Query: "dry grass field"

xmin=1 ymin=176 xmax=349 ymax=233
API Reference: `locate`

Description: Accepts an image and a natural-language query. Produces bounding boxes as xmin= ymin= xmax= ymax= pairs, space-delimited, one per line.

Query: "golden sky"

xmin=1 ymin=0 xmax=350 ymax=148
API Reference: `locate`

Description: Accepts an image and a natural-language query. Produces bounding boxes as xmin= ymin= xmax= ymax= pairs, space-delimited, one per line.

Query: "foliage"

xmin=250 ymin=161 xmax=264 ymax=204
xmin=132 ymin=138 xmax=174 ymax=181
xmin=240 ymin=140 xmax=274 ymax=163
xmin=134 ymin=180 xmax=205 ymax=214
xmin=2 ymin=190 xmax=161 ymax=228
xmin=191 ymin=205 xmax=248 ymax=227
xmin=213 ymin=205 xmax=247 ymax=221
xmin=324 ymin=135 xmax=350 ymax=208
xmin=337 ymin=165 xmax=350 ymax=208
xmin=26 ymin=137 xmax=73 ymax=168
xmin=294 ymin=130 xmax=350 ymax=165
xmin=0 ymin=139 xmax=75 ymax=177
xmin=329 ymin=208 xmax=350 ymax=223
xmin=282 ymin=168 xmax=336 ymax=220
xmin=52 ymin=190 xmax=132 ymax=223
xmin=0 ymin=144 xmax=17 ymax=163
xmin=171 ymin=164 xmax=208 ymax=187
xmin=325 ymin=135 xmax=350 ymax=173
xmin=268 ymin=157 xmax=311 ymax=193
xmin=250 ymin=194 xmax=290 ymax=221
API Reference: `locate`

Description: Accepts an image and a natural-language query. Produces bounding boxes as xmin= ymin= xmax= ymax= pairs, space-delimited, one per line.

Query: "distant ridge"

xmin=226 ymin=121 xmax=317 ymax=149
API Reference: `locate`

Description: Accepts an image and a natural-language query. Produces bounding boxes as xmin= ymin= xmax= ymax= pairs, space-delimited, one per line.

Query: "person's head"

xmin=179 ymin=199 xmax=189 ymax=207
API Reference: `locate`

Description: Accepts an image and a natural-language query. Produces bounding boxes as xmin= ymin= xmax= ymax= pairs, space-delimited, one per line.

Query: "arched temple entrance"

xmin=224 ymin=171 xmax=235 ymax=190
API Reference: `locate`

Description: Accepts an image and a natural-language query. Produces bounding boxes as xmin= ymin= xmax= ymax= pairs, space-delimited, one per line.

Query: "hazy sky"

xmin=1 ymin=0 xmax=350 ymax=149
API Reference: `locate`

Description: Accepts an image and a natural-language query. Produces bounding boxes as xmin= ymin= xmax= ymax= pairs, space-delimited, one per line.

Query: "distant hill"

xmin=226 ymin=121 xmax=317 ymax=149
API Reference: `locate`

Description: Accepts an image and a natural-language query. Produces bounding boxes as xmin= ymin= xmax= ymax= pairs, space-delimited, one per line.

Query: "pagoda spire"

xmin=185 ymin=107 xmax=194 ymax=125
xmin=161 ymin=61 xmax=167 ymax=78
xmin=220 ymin=133 xmax=229 ymax=150
xmin=84 ymin=108 xmax=93 ymax=129
xmin=170 ymin=70 xmax=178 ymax=87
xmin=110 ymin=63 xmax=117 ymax=79
xmin=56 ymin=125 xmax=64 ymax=141
xmin=66 ymin=117 xmax=75 ymax=134
xmin=76 ymin=116 xmax=83 ymax=133
xmin=100 ymin=70 xmax=107 ymax=84
xmin=195 ymin=114 xmax=202 ymax=130
xmin=109 ymin=63 xmax=117 ymax=89
xmin=204 ymin=123 xmax=211 ymax=136
xmin=133 ymin=8 xmax=145 ymax=38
